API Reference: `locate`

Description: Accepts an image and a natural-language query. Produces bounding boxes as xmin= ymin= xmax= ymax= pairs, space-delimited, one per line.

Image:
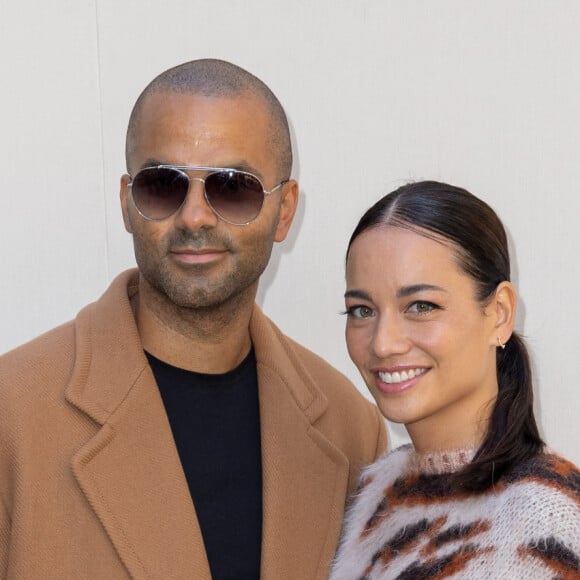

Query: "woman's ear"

xmin=490 ymin=281 xmax=517 ymax=348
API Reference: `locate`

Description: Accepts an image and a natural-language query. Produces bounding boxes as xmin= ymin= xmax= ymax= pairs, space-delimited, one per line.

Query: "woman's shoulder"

xmin=502 ymin=448 xmax=580 ymax=500
xmin=355 ymin=444 xmax=413 ymax=491
xmin=342 ymin=445 xmax=413 ymax=531
xmin=488 ymin=450 xmax=580 ymax=574
xmin=491 ymin=449 xmax=580 ymax=545
xmin=332 ymin=447 xmax=580 ymax=580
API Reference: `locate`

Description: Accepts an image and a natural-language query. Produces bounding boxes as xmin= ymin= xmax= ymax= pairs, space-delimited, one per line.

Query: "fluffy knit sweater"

xmin=330 ymin=445 xmax=580 ymax=579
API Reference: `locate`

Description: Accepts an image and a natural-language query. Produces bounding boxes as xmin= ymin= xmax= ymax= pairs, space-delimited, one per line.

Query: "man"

xmin=0 ymin=59 xmax=386 ymax=579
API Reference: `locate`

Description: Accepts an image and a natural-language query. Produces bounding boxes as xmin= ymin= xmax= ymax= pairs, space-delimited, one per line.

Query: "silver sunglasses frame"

xmin=128 ymin=164 xmax=288 ymax=226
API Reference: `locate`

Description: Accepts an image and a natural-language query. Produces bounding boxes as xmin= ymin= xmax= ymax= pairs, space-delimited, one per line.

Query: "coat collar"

xmin=250 ymin=307 xmax=350 ymax=579
xmin=66 ymin=270 xmax=211 ymax=578
xmin=66 ymin=270 xmax=349 ymax=579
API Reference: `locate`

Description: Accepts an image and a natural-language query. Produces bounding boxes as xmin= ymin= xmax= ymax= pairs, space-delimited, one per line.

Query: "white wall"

xmin=1 ymin=1 xmax=579 ymax=464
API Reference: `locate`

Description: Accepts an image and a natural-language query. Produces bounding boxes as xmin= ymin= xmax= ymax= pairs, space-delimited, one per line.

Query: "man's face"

xmin=120 ymin=92 xmax=297 ymax=311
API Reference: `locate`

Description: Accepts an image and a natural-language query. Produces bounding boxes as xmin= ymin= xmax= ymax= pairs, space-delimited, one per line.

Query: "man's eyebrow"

xmin=137 ymin=159 xmax=264 ymax=179
xmin=344 ymin=289 xmax=372 ymax=300
xmin=396 ymin=284 xmax=446 ymax=298
xmin=224 ymin=160 xmax=263 ymax=179
xmin=139 ymin=158 xmax=164 ymax=170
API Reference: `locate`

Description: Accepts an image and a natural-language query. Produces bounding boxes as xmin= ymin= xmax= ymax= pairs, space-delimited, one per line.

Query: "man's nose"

xmin=173 ymin=177 xmax=219 ymax=229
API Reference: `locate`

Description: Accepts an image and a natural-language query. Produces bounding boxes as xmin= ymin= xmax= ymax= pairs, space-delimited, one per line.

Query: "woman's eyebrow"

xmin=344 ymin=289 xmax=372 ymax=300
xmin=396 ymin=284 xmax=447 ymax=298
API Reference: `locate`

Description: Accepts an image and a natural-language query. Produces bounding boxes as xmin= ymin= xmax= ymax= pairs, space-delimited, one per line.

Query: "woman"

xmin=330 ymin=181 xmax=580 ymax=579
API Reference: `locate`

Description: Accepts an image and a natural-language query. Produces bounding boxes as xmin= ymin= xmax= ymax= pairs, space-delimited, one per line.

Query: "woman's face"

xmin=345 ymin=225 xmax=503 ymax=451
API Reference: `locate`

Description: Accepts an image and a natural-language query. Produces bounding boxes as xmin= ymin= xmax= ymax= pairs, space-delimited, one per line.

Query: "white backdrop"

xmin=1 ymin=1 xmax=579 ymax=464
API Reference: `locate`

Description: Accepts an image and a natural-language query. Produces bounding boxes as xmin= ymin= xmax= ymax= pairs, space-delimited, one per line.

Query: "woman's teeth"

xmin=378 ymin=368 xmax=426 ymax=384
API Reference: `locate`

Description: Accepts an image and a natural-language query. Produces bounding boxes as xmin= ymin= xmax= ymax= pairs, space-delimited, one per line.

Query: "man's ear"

xmin=120 ymin=174 xmax=133 ymax=233
xmin=489 ymin=281 xmax=517 ymax=347
xmin=274 ymin=180 xmax=299 ymax=242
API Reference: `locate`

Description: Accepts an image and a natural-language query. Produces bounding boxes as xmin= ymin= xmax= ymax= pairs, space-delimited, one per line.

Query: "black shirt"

xmin=147 ymin=349 xmax=262 ymax=580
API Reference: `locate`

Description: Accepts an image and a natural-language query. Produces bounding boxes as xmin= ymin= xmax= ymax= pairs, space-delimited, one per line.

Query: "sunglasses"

xmin=128 ymin=165 xmax=288 ymax=225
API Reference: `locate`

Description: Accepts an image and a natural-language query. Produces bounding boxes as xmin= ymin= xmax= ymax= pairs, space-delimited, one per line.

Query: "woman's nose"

xmin=371 ymin=315 xmax=411 ymax=359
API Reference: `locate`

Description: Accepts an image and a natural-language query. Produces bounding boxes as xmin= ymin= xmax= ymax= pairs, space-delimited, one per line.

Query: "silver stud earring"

xmin=497 ymin=336 xmax=506 ymax=350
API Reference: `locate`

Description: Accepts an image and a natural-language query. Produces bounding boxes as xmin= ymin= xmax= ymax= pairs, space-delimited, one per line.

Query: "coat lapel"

xmin=66 ymin=271 xmax=212 ymax=579
xmin=64 ymin=271 xmax=350 ymax=579
xmin=251 ymin=308 xmax=350 ymax=580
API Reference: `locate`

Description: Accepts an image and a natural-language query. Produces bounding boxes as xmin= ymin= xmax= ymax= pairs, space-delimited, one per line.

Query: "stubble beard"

xmin=134 ymin=227 xmax=274 ymax=315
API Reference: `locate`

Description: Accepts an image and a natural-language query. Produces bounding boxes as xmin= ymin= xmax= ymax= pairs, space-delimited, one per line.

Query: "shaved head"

xmin=125 ymin=59 xmax=292 ymax=178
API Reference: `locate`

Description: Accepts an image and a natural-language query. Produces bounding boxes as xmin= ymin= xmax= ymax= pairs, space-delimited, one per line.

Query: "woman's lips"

xmin=374 ymin=367 xmax=429 ymax=394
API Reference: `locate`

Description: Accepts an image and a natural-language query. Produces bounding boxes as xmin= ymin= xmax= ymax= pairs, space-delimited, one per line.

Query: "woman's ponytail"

xmin=454 ymin=331 xmax=543 ymax=492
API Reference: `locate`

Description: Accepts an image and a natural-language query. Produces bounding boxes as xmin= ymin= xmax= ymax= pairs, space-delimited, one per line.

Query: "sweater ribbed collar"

xmin=405 ymin=445 xmax=479 ymax=475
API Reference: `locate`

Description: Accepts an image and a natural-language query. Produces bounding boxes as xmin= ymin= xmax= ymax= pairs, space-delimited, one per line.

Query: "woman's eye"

xmin=346 ymin=305 xmax=375 ymax=319
xmin=408 ymin=301 xmax=438 ymax=315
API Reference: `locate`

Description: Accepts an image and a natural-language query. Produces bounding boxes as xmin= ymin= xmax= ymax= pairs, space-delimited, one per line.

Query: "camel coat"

xmin=0 ymin=270 xmax=386 ymax=579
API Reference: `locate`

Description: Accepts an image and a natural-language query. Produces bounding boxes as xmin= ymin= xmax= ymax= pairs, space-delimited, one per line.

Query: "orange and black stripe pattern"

xmin=331 ymin=448 xmax=580 ymax=580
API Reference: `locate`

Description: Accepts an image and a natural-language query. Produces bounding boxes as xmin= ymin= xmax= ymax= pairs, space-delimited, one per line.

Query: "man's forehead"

xmin=140 ymin=90 xmax=269 ymax=119
xmin=129 ymin=91 xmax=277 ymax=171
xmin=126 ymin=88 xmax=283 ymax=176
xmin=133 ymin=91 xmax=275 ymax=145
xmin=134 ymin=91 xmax=274 ymax=148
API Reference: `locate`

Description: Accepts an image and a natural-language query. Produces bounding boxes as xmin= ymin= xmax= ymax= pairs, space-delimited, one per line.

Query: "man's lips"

xmin=170 ymin=247 xmax=227 ymax=264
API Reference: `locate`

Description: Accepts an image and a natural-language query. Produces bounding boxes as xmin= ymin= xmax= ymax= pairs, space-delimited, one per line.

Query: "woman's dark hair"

xmin=347 ymin=180 xmax=544 ymax=492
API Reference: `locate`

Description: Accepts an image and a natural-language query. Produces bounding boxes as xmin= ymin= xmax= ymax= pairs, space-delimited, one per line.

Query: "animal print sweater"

xmin=330 ymin=445 xmax=580 ymax=579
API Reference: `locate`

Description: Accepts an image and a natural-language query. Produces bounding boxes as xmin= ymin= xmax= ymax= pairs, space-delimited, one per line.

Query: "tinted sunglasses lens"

xmin=205 ymin=171 xmax=264 ymax=224
xmin=131 ymin=168 xmax=189 ymax=219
